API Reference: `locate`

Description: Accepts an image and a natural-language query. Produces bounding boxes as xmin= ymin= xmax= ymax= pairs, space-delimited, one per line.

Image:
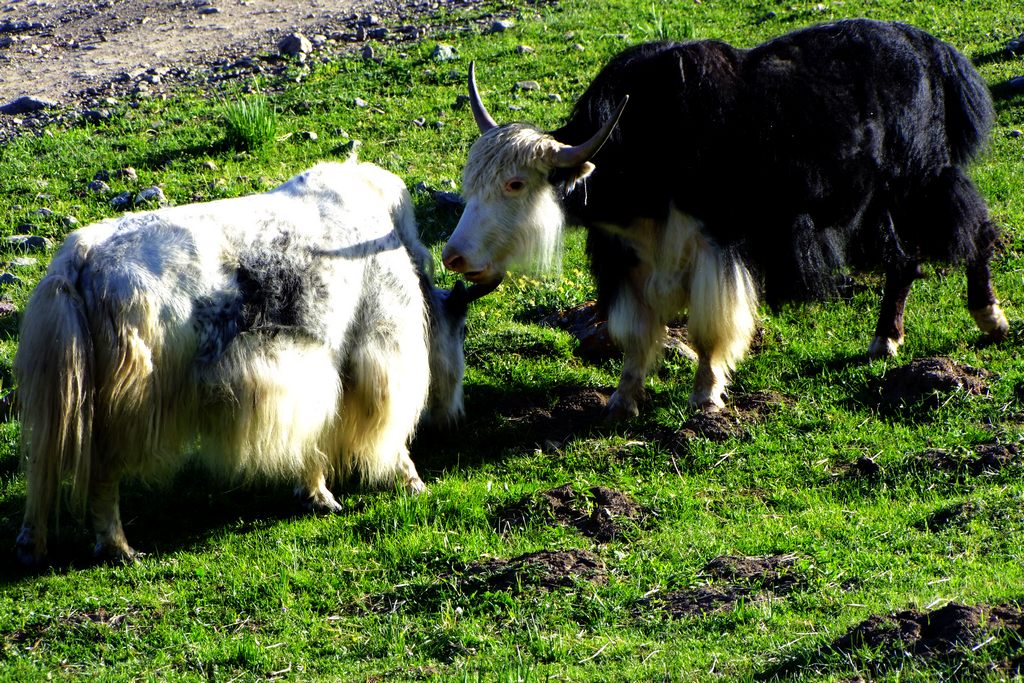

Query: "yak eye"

xmin=504 ymin=179 xmax=526 ymax=194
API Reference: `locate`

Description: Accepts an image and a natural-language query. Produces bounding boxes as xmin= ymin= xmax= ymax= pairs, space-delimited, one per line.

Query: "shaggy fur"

xmin=444 ymin=19 xmax=1007 ymax=415
xmin=15 ymin=160 xmax=469 ymax=565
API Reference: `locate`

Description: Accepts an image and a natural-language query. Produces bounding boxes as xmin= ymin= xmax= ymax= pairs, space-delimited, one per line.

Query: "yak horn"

xmin=550 ymin=95 xmax=630 ymax=168
xmin=468 ymin=62 xmax=499 ymax=134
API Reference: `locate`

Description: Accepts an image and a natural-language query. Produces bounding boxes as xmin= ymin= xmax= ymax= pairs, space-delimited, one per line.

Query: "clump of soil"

xmin=486 ymin=385 xmax=611 ymax=450
xmin=493 ymin=484 xmax=651 ymax=542
xmin=840 ymin=442 xmax=1019 ymax=482
xmin=833 ymin=602 xmax=1023 ymax=656
xmin=463 ymin=548 xmax=607 ymax=593
xmin=915 ymin=442 xmax=1020 ymax=478
xmin=538 ymin=301 xmax=695 ymax=363
xmin=878 ymin=357 xmax=991 ymax=412
xmin=639 ymin=554 xmax=803 ymax=618
xmin=364 ymin=548 xmax=606 ymax=614
xmin=662 ymin=390 xmax=788 ymax=446
xmin=912 ymin=501 xmax=979 ymax=532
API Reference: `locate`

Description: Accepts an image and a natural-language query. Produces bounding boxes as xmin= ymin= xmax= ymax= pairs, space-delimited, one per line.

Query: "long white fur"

xmin=15 ymin=159 xmax=460 ymax=564
xmin=451 ymin=125 xmax=570 ymax=278
xmin=603 ymin=207 xmax=758 ymax=415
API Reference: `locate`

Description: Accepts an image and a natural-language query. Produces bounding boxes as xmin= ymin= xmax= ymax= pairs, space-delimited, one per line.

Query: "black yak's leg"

xmin=605 ymin=264 xmax=663 ymax=420
xmin=89 ymin=465 xmax=136 ymax=563
xmin=868 ymin=262 xmax=923 ymax=359
xmin=686 ymin=251 xmax=758 ymax=412
xmin=966 ymin=229 xmax=1009 ymax=339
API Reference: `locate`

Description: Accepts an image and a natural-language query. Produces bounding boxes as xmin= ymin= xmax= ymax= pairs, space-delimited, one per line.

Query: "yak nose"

xmin=442 ymin=246 xmax=468 ymax=273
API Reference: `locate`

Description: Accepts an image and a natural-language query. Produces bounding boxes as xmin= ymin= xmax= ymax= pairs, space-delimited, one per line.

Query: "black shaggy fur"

xmin=550 ymin=19 xmax=997 ymax=308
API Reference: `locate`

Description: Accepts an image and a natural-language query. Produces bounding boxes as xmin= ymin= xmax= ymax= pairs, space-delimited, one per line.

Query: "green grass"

xmin=221 ymin=91 xmax=279 ymax=150
xmin=1 ymin=0 xmax=1024 ymax=681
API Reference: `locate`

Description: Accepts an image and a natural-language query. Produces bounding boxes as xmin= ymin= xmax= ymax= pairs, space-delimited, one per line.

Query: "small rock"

xmin=367 ymin=28 xmax=388 ymax=40
xmin=135 ymin=186 xmax=167 ymax=206
xmin=5 ymin=235 xmax=50 ymax=253
xmin=278 ymin=32 xmax=312 ymax=57
xmin=548 ymin=93 xmax=562 ymax=102
xmin=202 ymin=160 xmax=218 ymax=170
xmin=362 ymin=14 xmax=382 ymax=26
xmin=353 ymin=97 xmax=368 ymax=108
xmin=412 ymin=117 xmax=426 ymax=127
xmin=198 ymin=6 xmax=220 ymax=14
xmin=62 ymin=216 xmax=79 ymax=228
xmin=516 ymin=80 xmax=540 ymax=91
xmin=0 ymin=273 xmax=21 ymax=287
xmin=301 ymin=130 xmax=318 ymax=141
xmin=118 ymin=167 xmax=138 ymax=181
xmin=432 ymin=121 xmax=444 ymax=129
xmin=82 ymin=109 xmax=111 ymax=123
xmin=1010 ymin=130 xmax=1023 ymax=138
xmin=489 ymin=19 xmax=515 ymax=33
xmin=110 ymin=191 xmax=133 ymax=209
xmin=88 ymin=179 xmax=111 ymax=194
xmin=361 ymin=44 xmax=374 ymax=60
xmin=32 ymin=208 xmax=53 ymax=218
xmin=432 ymin=44 xmax=456 ymax=61
xmin=9 ymin=257 xmax=36 ymax=267
xmin=0 ymin=96 xmax=56 ymax=115
xmin=516 ymin=45 xmax=535 ymax=54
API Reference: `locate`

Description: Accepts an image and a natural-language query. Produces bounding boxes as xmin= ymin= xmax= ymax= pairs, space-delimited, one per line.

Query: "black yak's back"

xmin=558 ymin=19 xmax=994 ymax=307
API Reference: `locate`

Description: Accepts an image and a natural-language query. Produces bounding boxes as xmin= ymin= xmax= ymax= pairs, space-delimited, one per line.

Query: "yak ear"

xmin=564 ymin=161 xmax=596 ymax=193
xmin=550 ymin=160 xmax=596 ymax=194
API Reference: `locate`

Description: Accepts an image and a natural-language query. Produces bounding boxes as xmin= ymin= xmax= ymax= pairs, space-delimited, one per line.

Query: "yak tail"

xmin=14 ymin=242 xmax=95 ymax=557
xmin=935 ymin=39 xmax=994 ymax=166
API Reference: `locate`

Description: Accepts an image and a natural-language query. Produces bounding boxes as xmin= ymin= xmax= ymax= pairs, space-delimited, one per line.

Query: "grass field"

xmin=1 ymin=0 xmax=1023 ymax=680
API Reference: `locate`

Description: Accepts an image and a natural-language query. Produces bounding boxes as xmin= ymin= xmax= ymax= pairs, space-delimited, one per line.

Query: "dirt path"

xmin=0 ymin=0 xmax=491 ymax=111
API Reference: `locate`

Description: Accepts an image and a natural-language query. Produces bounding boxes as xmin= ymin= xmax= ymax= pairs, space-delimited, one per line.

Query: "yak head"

xmin=441 ymin=63 xmax=627 ymax=287
xmin=423 ymin=278 xmax=498 ymax=426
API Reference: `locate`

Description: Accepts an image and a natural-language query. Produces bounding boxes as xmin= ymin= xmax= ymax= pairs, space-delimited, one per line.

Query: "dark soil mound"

xmin=464 ymin=548 xmax=607 ymax=593
xmin=662 ymin=391 xmax=788 ymax=446
xmin=494 ymin=484 xmax=650 ymax=542
xmin=834 ymin=603 xmax=989 ymax=654
xmin=878 ymin=357 xmax=991 ymax=412
xmin=639 ymin=554 xmax=804 ymax=618
xmin=484 ymin=385 xmax=610 ymax=450
xmin=916 ymin=442 xmax=1020 ymax=477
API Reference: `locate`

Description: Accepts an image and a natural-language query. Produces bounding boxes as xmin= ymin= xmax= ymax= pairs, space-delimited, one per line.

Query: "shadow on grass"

xmin=0 ymin=376 xmax=623 ymax=582
xmin=0 ymin=467 xmax=317 ymax=583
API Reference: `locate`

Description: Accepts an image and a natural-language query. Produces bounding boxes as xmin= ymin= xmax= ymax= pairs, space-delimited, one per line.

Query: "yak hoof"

xmin=296 ymin=488 xmax=344 ymax=515
xmin=604 ymin=393 xmax=640 ymax=421
xmin=94 ymin=542 xmax=140 ymax=565
xmin=15 ymin=526 xmax=44 ymax=568
xmin=971 ymin=304 xmax=1009 ymax=339
xmin=867 ymin=335 xmax=901 ymax=360
xmin=688 ymin=391 xmax=725 ymax=413
xmin=405 ymin=476 xmax=427 ymax=495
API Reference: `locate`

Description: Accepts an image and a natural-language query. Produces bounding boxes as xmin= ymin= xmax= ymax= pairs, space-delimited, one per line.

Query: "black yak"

xmin=442 ymin=19 xmax=1007 ymax=417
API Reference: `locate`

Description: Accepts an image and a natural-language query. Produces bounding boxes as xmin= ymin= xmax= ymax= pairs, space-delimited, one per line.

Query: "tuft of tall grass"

xmin=221 ymin=93 xmax=278 ymax=150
